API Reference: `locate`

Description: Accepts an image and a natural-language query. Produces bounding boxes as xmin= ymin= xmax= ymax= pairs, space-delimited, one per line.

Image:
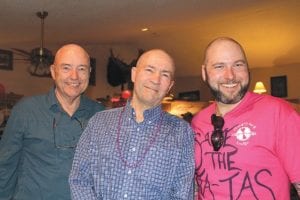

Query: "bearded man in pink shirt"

xmin=192 ymin=37 xmax=300 ymax=199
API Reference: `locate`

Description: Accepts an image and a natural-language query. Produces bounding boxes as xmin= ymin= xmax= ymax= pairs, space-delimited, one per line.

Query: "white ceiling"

xmin=1 ymin=0 xmax=300 ymax=77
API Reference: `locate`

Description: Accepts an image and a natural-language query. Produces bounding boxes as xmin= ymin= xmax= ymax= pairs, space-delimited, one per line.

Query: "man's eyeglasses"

xmin=211 ymin=114 xmax=225 ymax=151
xmin=52 ymin=117 xmax=83 ymax=149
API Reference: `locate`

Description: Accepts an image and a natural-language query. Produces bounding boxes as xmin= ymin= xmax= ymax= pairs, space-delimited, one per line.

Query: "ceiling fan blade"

xmin=13 ymin=52 xmax=30 ymax=58
xmin=11 ymin=48 xmax=31 ymax=56
xmin=14 ymin=58 xmax=31 ymax=61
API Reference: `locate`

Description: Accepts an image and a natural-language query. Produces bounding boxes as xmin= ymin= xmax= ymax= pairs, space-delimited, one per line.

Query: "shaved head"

xmin=202 ymin=37 xmax=250 ymax=104
xmin=131 ymin=49 xmax=175 ymax=111
xmin=50 ymin=43 xmax=91 ymax=107
xmin=136 ymin=49 xmax=175 ymax=79
xmin=54 ymin=44 xmax=90 ymax=66
xmin=203 ymin=37 xmax=248 ymax=66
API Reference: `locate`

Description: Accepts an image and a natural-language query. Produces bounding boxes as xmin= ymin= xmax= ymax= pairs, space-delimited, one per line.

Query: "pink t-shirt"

xmin=192 ymin=92 xmax=300 ymax=200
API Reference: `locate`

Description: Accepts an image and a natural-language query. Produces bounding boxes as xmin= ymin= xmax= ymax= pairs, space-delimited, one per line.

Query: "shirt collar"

xmin=124 ymin=100 xmax=163 ymax=122
xmin=47 ymin=87 xmax=60 ymax=112
xmin=213 ymin=91 xmax=253 ymax=118
xmin=46 ymin=86 xmax=91 ymax=117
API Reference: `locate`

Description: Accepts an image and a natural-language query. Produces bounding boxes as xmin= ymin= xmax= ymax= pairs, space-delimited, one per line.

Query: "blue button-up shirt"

xmin=0 ymin=88 xmax=104 ymax=200
xmin=69 ymin=101 xmax=195 ymax=200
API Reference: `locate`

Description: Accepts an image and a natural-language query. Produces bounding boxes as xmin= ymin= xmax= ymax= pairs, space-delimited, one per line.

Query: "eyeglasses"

xmin=211 ymin=114 xmax=225 ymax=151
xmin=52 ymin=117 xmax=83 ymax=149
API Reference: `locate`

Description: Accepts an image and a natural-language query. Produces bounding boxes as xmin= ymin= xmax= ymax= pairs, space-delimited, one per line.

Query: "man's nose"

xmin=151 ymin=72 xmax=161 ymax=84
xmin=223 ymin=66 xmax=235 ymax=80
xmin=70 ymin=68 xmax=79 ymax=79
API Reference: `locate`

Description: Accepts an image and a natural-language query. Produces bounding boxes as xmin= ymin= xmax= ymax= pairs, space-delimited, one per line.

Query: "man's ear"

xmin=50 ymin=65 xmax=56 ymax=80
xmin=201 ymin=65 xmax=206 ymax=82
xmin=131 ymin=67 xmax=136 ymax=83
xmin=168 ymin=80 xmax=175 ymax=93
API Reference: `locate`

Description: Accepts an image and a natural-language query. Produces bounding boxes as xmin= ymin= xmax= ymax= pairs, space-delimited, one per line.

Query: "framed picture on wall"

xmin=0 ymin=49 xmax=13 ymax=70
xmin=270 ymin=75 xmax=287 ymax=97
xmin=178 ymin=90 xmax=200 ymax=101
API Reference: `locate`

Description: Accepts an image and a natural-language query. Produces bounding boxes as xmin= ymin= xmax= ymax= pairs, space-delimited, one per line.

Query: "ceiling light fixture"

xmin=141 ymin=28 xmax=149 ymax=32
xmin=12 ymin=11 xmax=54 ymax=77
xmin=29 ymin=11 xmax=53 ymax=77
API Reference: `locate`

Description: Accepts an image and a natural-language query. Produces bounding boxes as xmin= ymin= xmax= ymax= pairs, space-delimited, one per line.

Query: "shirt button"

xmin=128 ymin=170 xmax=132 ymax=174
xmin=124 ymin=194 xmax=128 ymax=198
xmin=137 ymin=128 xmax=140 ymax=131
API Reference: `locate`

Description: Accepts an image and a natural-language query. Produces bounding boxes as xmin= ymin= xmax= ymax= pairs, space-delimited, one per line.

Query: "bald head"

xmin=201 ymin=37 xmax=250 ymax=105
xmin=50 ymin=44 xmax=91 ymax=106
xmin=131 ymin=48 xmax=175 ymax=111
xmin=136 ymin=49 xmax=175 ymax=79
xmin=203 ymin=37 xmax=248 ymax=66
xmin=54 ymin=44 xmax=90 ymax=66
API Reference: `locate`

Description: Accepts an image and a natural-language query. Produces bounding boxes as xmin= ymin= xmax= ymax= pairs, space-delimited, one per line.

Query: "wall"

xmin=1 ymin=43 xmax=299 ymax=102
xmin=0 ymin=43 xmax=138 ymax=100
xmin=83 ymin=43 xmax=138 ymax=100
xmin=173 ymin=76 xmax=213 ymax=101
xmin=249 ymin=64 xmax=300 ymax=100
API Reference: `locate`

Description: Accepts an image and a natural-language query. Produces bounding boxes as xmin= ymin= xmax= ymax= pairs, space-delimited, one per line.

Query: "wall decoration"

xmin=270 ymin=75 xmax=287 ymax=97
xmin=0 ymin=50 xmax=13 ymax=70
xmin=178 ymin=90 xmax=200 ymax=101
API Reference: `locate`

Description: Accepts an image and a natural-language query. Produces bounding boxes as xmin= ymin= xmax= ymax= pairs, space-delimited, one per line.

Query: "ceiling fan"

xmin=12 ymin=11 xmax=54 ymax=77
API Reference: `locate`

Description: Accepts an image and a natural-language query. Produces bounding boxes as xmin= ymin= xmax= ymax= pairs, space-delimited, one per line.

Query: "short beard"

xmin=205 ymin=71 xmax=249 ymax=104
xmin=208 ymin=82 xmax=249 ymax=104
xmin=204 ymin=68 xmax=250 ymax=104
